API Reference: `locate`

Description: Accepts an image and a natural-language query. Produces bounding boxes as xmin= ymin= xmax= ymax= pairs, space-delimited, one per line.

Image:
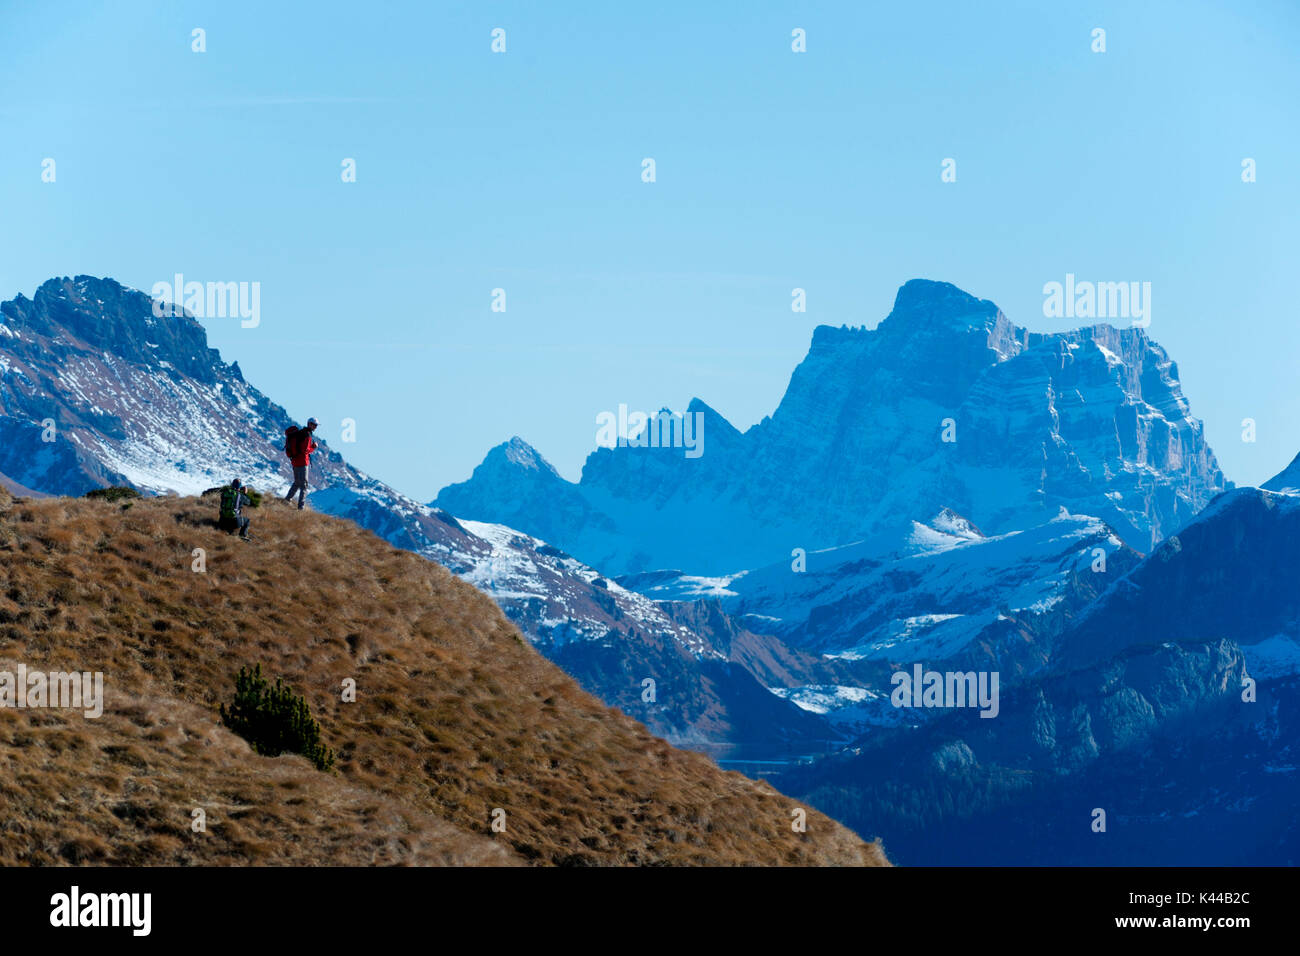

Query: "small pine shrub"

xmin=219 ymin=664 xmax=335 ymax=771
xmin=84 ymin=486 xmax=141 ymax=502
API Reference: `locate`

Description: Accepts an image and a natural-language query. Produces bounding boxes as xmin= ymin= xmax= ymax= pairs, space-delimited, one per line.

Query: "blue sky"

xmin=2 ymin=0 xmax=1298 ymax=499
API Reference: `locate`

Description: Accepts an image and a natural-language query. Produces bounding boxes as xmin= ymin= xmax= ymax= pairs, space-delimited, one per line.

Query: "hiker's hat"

xmin=231 ymin=478 xmax=242 ymax=488
xmin=307 ymin=417 xmax=318 ymax=427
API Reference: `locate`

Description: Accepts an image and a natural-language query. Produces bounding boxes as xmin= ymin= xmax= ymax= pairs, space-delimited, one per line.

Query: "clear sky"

xmin=2 ymin=0 xmax=1298 ymax=500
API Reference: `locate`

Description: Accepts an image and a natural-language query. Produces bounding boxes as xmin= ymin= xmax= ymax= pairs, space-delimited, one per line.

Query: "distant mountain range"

xmin=437 ymin=279 xmax=1228 ymax=574
xmin=5 ymin=274 xmax=1296 ymax=864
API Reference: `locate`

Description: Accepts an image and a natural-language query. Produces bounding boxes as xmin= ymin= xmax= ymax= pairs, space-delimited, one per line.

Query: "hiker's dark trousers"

xmin=219 ymin=515 xmax=250 ymax=537
xmin=285 ymin=465 xmax=309 ymax=508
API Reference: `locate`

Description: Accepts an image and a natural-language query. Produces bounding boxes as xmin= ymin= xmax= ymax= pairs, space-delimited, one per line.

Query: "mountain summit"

xmin=877 ymin=278 xmax=1005 ymax=336
xmin=1262 ymin=451 xmax=1300 ymax=495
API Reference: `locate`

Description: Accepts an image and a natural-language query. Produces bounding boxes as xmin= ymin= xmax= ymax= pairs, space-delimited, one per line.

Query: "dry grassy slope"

xmin=0 ymin=489 xmax=888 ymax=866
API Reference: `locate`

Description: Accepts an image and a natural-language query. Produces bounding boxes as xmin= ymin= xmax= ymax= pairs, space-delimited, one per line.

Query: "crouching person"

xmin=218 ymin=479 xmax=253 ymax=540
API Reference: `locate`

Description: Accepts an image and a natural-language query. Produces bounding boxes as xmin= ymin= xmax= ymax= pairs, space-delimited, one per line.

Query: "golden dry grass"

xmin=0 ymin=489 xmax=888 ymax=867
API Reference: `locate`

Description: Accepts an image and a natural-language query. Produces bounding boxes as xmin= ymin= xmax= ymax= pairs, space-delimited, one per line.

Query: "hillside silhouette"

xmin=0 ymin=488 xmax=887 ymax=866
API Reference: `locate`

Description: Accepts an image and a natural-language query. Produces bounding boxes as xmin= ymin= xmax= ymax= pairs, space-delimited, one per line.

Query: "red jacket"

xmin=290 ymin=431 xmax=317 ymax=467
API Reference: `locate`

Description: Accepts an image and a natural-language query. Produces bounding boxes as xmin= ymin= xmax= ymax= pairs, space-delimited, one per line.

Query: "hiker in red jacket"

xmin=282 ymin=417 xmax=319 ymax=510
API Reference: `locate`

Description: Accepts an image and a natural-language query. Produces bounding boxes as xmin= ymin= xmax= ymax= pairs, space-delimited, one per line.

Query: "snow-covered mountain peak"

xmin=1261 ymin=450 xmax=1300 ymax=495
xmin=877 ymin=278 xmax=1003 ymax=334
xmin=12 ymin=275 xmax=227 ymax=386
xmin=498 ymin=436 xmax=559 ymax=474
xmin=925 ymin=507 xmax=985 ymax=539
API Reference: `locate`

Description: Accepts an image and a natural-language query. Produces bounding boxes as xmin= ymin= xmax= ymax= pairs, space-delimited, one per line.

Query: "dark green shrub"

xmin=219 ymin=664 xmax=335 ymax=771
xmin=84 ymin=486 xmax=141 ymax=502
